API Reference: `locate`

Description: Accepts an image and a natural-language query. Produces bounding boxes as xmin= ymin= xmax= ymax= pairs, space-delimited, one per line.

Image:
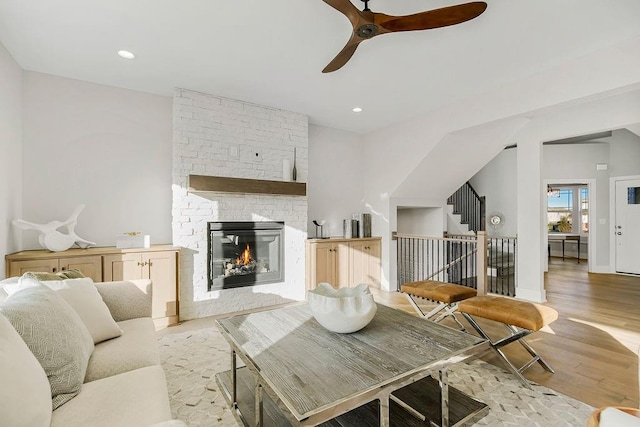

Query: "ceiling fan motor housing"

xmin=357 ymin=24 xmax=378 ymax=38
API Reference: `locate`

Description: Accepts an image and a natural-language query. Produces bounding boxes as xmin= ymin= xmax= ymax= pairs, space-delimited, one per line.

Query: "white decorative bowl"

xmin=307 ymin=283 xmax=377 ymax=333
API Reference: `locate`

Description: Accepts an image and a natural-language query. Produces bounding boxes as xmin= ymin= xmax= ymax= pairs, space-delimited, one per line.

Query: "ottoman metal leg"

xmin=461 ymin=313 xmax=554 ymax=390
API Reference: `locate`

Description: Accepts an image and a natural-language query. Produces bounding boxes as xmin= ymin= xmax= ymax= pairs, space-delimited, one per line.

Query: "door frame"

xmin=544 ymin=178 xmax=596 ymax=273
xmin=609 ymin=174 xmax=640 ymax=274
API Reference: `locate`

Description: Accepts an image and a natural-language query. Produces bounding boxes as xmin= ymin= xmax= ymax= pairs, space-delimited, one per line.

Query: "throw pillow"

xmin=59 ymin=268 xmax=86 ymax=279
xmin=0 ymin=276 xmax=20 ymax=302
xmin=0 ymin=285 xmax=95 ymax=410
xmin=22 ymin=268 xmax=86 ymax=281
xmin=0 ymin=312 xmax=52 ymax=426
xmin=16 ymin=277 xmax=122 ymax=344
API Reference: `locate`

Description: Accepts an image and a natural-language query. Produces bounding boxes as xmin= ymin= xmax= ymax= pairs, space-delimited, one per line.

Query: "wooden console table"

xmin=548 ymin=233 xmax=581 ymax=263
xmin=216 ymin=303 xmax=489 ymax=426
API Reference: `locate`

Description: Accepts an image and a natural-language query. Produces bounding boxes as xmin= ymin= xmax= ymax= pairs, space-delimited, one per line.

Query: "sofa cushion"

xmin=51 ymin=365 xmax=173 ymax=427
xmin=0 ymin=312 xmax=52 ymax=427
xmin=0 ymin=285 xmax=94 ymax=409
xmin=85 ymin=317 xmax=160 ymax=383
xmin=95 ymin=280 xmax=153 ymax=321
xmin=10 ymin=276 xmax=122 ymax=344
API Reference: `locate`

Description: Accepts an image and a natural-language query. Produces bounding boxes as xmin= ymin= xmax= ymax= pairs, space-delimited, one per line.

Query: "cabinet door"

xmin=349 ymin=241 xmax=369 ymax=287
xmin=350 ymin=240 xmax=381 ymax=288
xmin=102 ymin=254 xmax=143 ymax=282
xmin=366 ymin=240 xmax=381 ymax=288
xmin=334 ymin=242 xmax=350 ymax=288
xmin=313 ymin=243 xmax=337 ymax=288
xmin=59 ymin=256 xmax=103 ymax=282
xmin=143 ymin=251 xmax=178 ymax=319
xmin=7 ymin=259 xmax=59 ymax=277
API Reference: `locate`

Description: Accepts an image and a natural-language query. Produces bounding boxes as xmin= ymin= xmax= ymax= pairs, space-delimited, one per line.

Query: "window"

xmin=629 ymin=187 xmax=640 ymax=205
xmin=580 ymin=188 xmax=589 ymax=233
xmin=547 ymin=185 xmax=588 ymax=235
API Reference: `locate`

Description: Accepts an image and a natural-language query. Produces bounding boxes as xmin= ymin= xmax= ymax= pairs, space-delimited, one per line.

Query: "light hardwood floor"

xmin=374 ymin=257 xmax=640 ymax=409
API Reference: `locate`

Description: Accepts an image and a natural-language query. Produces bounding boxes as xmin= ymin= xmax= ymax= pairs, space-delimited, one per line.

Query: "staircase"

xmin=447 ymin=182 xmax=485 ymax=234
xmin=446 ymin=182 xmax=516 ymax=296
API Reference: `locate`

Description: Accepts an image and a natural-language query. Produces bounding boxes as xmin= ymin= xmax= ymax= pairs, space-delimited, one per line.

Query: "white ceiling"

xmin=1 ymin=0 xmax=640 ymax=134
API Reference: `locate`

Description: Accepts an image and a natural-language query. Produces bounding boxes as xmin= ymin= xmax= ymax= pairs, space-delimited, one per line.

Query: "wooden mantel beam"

xmin=188 ymin=175 xmax=306 ymax=196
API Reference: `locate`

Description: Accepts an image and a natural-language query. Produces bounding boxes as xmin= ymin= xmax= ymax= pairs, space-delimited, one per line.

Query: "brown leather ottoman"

xmin=458 ymin=295 xmax=558 ymax=388
xmin=401 ymin=280 xmax=477 ymax=330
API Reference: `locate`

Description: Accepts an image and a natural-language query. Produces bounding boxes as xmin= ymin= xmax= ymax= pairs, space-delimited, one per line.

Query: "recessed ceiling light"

xmin=352 ymin=107 xmax=363 ymax=113
xmin=117 ymin=50 xmax=135 ymax=59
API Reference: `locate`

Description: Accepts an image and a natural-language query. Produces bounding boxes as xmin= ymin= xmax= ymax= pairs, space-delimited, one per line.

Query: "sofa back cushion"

xmin=95 ymin=280 xmax=153 ymax=321
xmin=0 ymin=312 xmax=52 ymax=426
xmin=17 ymin=276 xmax=122 ymax=344
xmin=0 ymin=285 xmax=94 ymax=409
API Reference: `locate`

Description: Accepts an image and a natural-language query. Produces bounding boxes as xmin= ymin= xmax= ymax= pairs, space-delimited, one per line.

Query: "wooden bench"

xmin=401 ymin=280 xmax=477 ymax=330
xmin=458 ymin=295 xmax=558 ymax=389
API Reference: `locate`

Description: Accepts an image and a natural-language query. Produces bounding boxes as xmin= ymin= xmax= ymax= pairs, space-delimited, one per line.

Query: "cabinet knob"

xmin=138 ymin=262 xmax=144 ymax=266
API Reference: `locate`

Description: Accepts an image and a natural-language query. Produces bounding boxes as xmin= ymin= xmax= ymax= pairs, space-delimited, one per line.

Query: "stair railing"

xmin=447 ymin=182 xmax=485 ymax=233
xmin=396 ymin=232 xmax=487 ymax=295
xmin=396 ymin=231 xmax=516 ymax=296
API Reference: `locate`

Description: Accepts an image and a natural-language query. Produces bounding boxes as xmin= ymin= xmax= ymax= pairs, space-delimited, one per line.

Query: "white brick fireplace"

xmin=172 ymin=89 xmax=308 ymax=320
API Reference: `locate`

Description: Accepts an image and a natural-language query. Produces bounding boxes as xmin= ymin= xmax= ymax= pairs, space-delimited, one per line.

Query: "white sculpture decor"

xmin=12 ymin=204 xmax=96 ymax=252
xmin=307 ymin=283 xmax=377 ymax=333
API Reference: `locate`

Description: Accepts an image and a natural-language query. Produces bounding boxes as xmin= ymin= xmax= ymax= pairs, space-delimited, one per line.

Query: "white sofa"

xmin=0 ymin=278 xmax=185 ymax=427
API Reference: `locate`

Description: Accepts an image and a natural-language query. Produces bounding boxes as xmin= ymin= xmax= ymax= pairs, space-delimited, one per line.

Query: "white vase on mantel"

xmin=283 ymin=159 xmax=292 ymax=181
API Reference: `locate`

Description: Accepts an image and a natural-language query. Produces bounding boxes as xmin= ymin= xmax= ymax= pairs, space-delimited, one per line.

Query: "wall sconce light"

xmin=547 ymin=184 xmax=559 ymax=197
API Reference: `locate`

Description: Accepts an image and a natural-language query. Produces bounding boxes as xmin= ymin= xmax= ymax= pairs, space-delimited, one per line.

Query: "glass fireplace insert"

xmin=208 ymin=221 xmax=284 ymax=291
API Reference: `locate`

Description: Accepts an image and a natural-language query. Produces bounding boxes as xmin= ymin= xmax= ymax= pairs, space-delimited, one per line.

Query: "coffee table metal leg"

xmin=255 ymin=382 xmax=264 ymax=426
xmin=439 ymin=368 xmax=449 ymax=427
xmin=379 ymin=394 xmax=390 ymax=427
xmin=231 ymin=350 xmax=237 ymax=408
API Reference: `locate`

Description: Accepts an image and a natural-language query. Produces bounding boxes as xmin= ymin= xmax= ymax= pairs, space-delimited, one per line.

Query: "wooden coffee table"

xmin=216 ymin=303 xmax=489 ymax=426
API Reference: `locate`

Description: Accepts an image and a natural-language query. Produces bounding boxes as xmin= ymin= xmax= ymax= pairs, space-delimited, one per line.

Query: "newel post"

xmin=476 ymin=231 xmax=488 ymax=296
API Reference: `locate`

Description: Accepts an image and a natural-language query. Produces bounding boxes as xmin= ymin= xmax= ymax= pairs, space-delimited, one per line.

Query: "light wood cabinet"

xmin=306 ymin=237 xmax=381 ymax=290
xmin=7 ymin=255 xmax=103 ymax=282
xmin=6 ymin=245 xmax=180 ymax=327
xmin=308 ymin=240 xmax=350 ymax=289
xmin=349 ymin=239 xmax=381 ymax=288
xmin=103 ymin=251 xmax=178 ymax=325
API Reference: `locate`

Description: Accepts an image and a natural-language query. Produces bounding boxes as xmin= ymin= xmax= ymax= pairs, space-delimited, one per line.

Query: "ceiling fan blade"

xmin=323 ymin=33 xmax=364 ymax=73
xmin=322 ymin=0 xmax=364 ymax=27
xmin=377 ymin=2 xmax=487 ymax=33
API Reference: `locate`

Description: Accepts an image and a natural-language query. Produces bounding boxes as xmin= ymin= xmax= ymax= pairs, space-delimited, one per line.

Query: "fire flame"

xmin=236 ymin=243 xmax=252 ymax=265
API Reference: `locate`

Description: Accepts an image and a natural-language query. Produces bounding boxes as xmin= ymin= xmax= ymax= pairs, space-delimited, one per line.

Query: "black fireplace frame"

xmin=207 ymin=221 xmax=285 ymax=291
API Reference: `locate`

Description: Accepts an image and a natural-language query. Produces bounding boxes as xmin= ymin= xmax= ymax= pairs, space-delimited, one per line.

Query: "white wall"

xmin=470 ymin=148 xmax=518 ymax=237
xmin=397 ymin=208 xmax=444 ymax=236
xmin=609 ymin=129 xmax=640 ymax=176
xmin=307 ymin=125 xmax=363 ymax=238
xmin=21 ymin=72 xmax=173 ymax=249
xmin=0 ymin=42 xmax=22 ymax=278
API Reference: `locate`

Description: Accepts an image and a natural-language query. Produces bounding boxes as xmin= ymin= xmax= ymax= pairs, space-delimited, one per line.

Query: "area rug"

xmin=158 ymin=326 xmax=593 ymax=426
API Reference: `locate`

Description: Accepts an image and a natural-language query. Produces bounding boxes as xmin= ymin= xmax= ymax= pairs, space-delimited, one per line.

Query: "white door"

xmin=615 ymin=178 xmax=640 ymax=274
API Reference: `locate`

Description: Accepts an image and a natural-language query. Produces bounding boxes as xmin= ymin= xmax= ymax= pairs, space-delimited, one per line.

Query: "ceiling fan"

xmin=321 ymin=0 xmax=487 ymax=73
